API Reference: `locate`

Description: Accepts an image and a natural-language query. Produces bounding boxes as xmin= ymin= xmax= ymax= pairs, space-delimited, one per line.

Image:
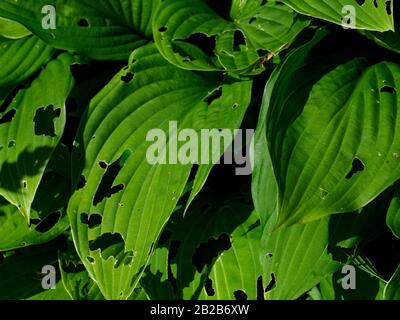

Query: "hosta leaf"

xmin=387 ymin=187 xmax=400 ymax=239
xmin=0 ymin=202 xmax=69 ymax=252
xmin=281 ymin=0 xmax=394 ymax=32
xmin=384 ymin=264 xmax=400 ymax=299
xmin=153 ymin=0 xmax=308 ymax=74
xmin=0 ymin=239 xmax=68 ymax=300
xmin=166 ymin=190 xmax=261 ymax=300
xmin=262 ymin=214 xmax=340 ymax=300
xmin=0 ymin=0 xmax=157 ymax=60
xmin=266 ymin=48 xmax=400 ymax=228
xmin=0 ymin=17 xmax=31 ymax=39
xmin=0 ymin=35 xmax=55 ymax=87
xmin=318 ymin=267 xmax=386 ymax=300
xmin=0 ymin=144 xmax=71 ymax=251
xmin=0 ymin=53 xmax=75 ymax=221
xmin=59 ymin=239 xmax=104 ymax=300
xmin=68 ymin=43 xmax=252 ymax=300
xmin=141 ymin=246 xmax=174 ymax=300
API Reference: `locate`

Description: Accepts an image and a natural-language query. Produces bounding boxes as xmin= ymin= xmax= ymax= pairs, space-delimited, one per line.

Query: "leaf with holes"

xmin=162 ymin=189 xmax=260 ymax=300
xmin=266 ymin=44 xmax=400 ymax=228
xmin=67 ymin=43 xmax=252 ymax=300
xmin=0 ymin=0 xmax=157 ymax=60
xmin=0 ymin=53 xmax=75 ymax=221
xmin=281 ymin=0 xmax=394 ymax=32
xmin=153 ymin=0 xmax=308 ymax=74
xmin=262 ymin=215 xmax=340 ymax=300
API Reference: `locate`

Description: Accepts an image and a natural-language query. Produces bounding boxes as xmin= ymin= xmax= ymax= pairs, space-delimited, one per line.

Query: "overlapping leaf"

xmin=0 ymin=35 xmax=55 ymax=87
xmin=281 ymin=0 xmax=394 ymax=32
xmin=153 ymin=0 xmax=308 ymax=74
xmin=263 ymin=33 xmax=400 ymax=228
xmin=0 ymin=53 xmax=75 ymax=221
xmin=0 ymin=0 xmax=157 ymax=60
xmin=68 ymin=43 xmax=252 ymax=299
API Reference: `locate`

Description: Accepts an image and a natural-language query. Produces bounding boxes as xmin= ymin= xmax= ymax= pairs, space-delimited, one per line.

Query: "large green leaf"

xmin=68 ymin=43 xmax=252 ymax=300
xmin=281 ymin=0 xmax=394 ymax=32
xmin=163 ymin=188 xmax=261 ymax=300
xmin=265 ymin=45 xmax=400 ymax=228
xmin=0 ymin=239 xmax=69 ymax=300
xmin=0 ymin=53 xmax=75 ymax=221
xmin=0 ymin=35 xmax=55 ymax=87
xmin=262 ymin=212 xmax=340 ymax=300
xmin=0 ymin=0 xmax=157 ymax=60
xmin=153 ymin=0 xmax=308 ymax=74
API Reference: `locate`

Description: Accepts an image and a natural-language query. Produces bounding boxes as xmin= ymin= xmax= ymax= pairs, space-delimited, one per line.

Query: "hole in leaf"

xmin=386 ymin=0 xmax=392 ymax=14
xmin=0 ymin=109 xmax=16 ymax=125
xmin=34 ymin=211 xmax=61 ymax=233
xmin=93 ymin=150 xmax=132 ymax=206
xmin=233 ymin=30 xmax=246 ymax=51
xmin=205 ymin=278 xmax=215 ymax=296
xmin=381 ymin=85 xmax=396 ymax=94
xmin=80 ymin=213 xmax=102 ymax=229
xmin=249 ymin=17 xmax=257 ymax=24
xmin=89 ymin=232 xmax=133 ymax=267
xmin=234 ymin=290 xmax=248 ymax=300
xmin=98 ymin=161 xmax=108 ymax=169
xmin=121 ymin=72 xmax=134 ymax=83
xmin=182 ymin=33 xmax=216 ymax=57
xmin=87 ymin=256 xmax=95 ymax=263
xmin=373 ymin=0 xmax=378 ymax=8
xmin=158 ymin=26 xmax=168 ymax=32
xmin=192 ymin=233 xmax=231 ymax=272
xmin=345 ymin=158 xmax=365 ymax=179
xmin=77 ymin=175 xmax=87 ymax=190
xmin=77 ymin=19 xmax=89 ymax=27
xmin=34 ymin=105 xmax=61 ymax=137
xmin=265 ymin=273 xmax=276 ymax=292
xmin=257 ymin=276 xmax=264 ymax=300
xmin=356 ymin=0 xmax=365 ymax=6
xmin=8 ymin=140 xmax=15 ymax=148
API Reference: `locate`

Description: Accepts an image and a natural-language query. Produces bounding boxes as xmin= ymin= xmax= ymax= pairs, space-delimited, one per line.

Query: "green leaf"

xmin=384 ymin=264 xmax=400 ymax=300
xmin=59 ymin=238 xmax=104 ymax=300
xmin=0 ymin=17 xmax=31 ymax=39
xmin=167 ymin=190 xmax=261 ymax=300
xmin=281 ymin=0 xmax=394 ymax=32
xmin=153 ymin=0 xmax=308 ymax=74
xmin=0 ymin=35 xmax=55 ymax=87
xmin=68 ymin=43 xmax=252 ymax=300
xmin=0 ymin=239 xmax=68 ymax=300
xmin=0 ymin=202 xmax=69 ymax=252
xmin=0 ymin=0 xmax=157 ymax=60
xmin=387 ymin=187 xmax=400 ymax=239
xmin=141 ymin=246 xmax=174 ymax=300
xmin=0 ymin=53 xmax=75 ymax=221
xmin=262 ymin=214 xmax=340 ymax=300
xmin=266 ymin=47 xmax=400 ymax=228
xmin=318 ymin=267 xmax=386 ymax=300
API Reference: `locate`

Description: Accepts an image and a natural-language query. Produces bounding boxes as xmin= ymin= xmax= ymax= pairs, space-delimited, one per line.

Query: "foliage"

xmin=0 ymin=0 xmax=400 ymax=300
